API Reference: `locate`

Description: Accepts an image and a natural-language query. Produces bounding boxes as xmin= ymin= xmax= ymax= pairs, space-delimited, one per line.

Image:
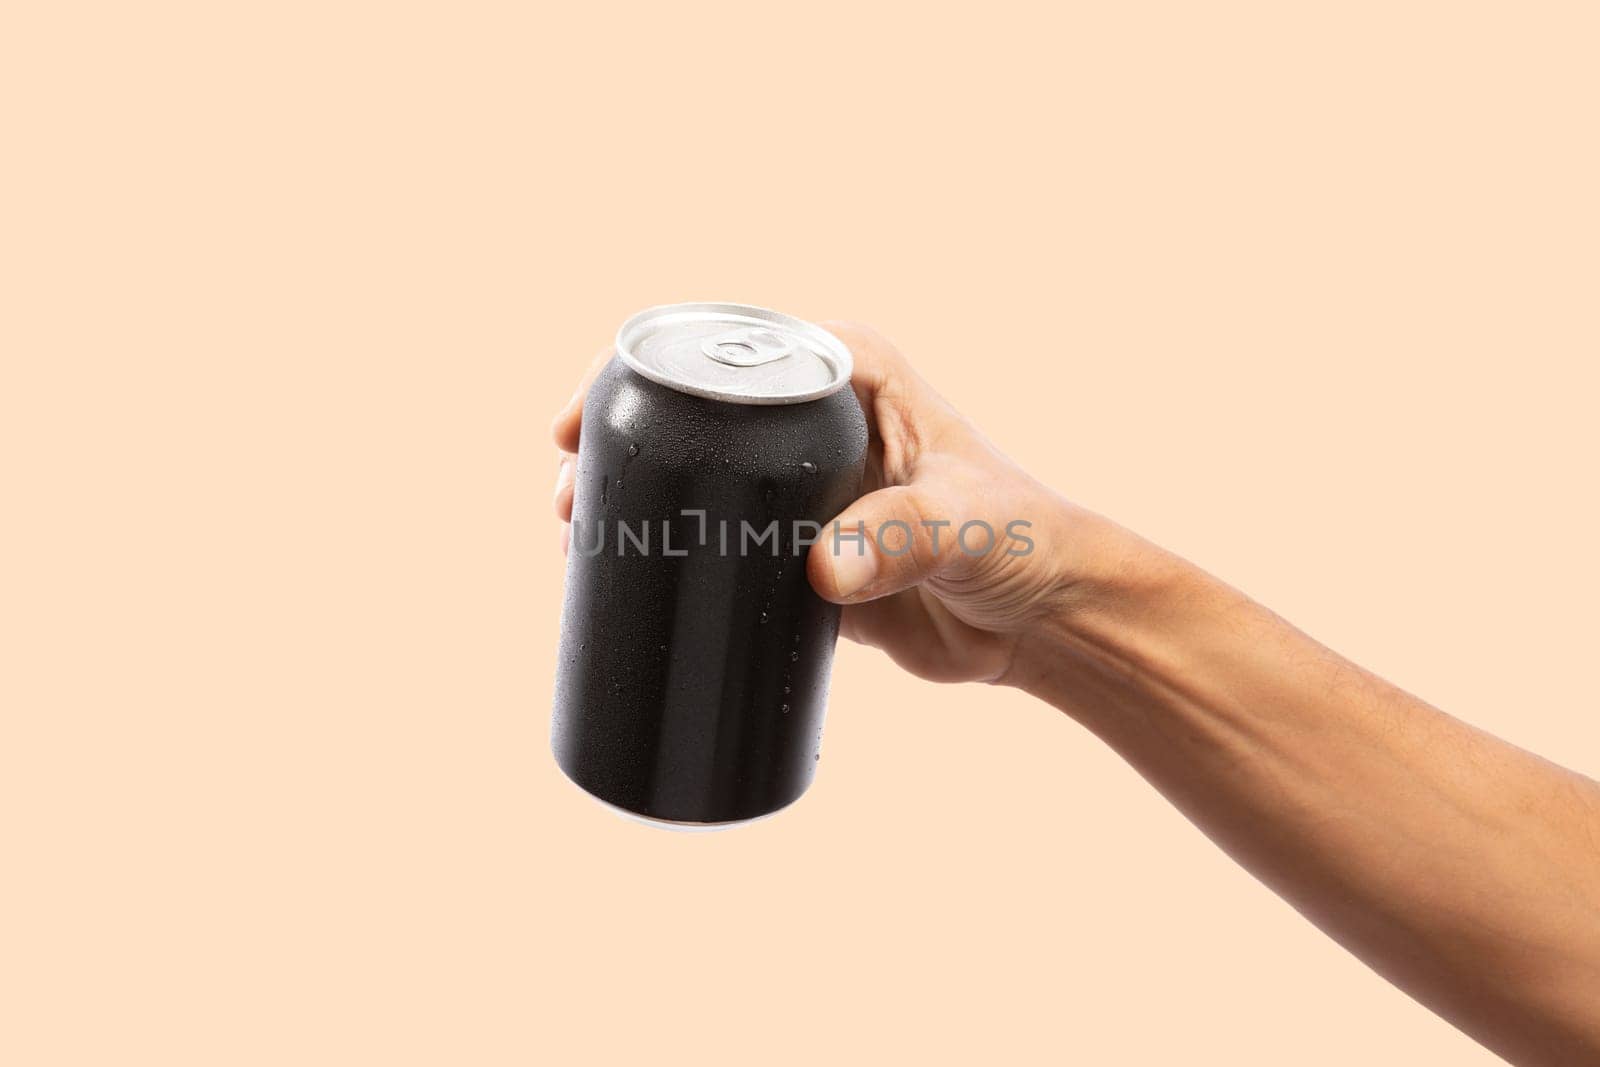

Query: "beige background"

xmin=3 ymin=2 xmax=1596 ymax=1064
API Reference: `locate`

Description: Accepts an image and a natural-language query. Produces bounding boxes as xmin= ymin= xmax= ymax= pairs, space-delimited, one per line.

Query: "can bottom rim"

xmin=552 ymin=754 xmax=809 ymax=832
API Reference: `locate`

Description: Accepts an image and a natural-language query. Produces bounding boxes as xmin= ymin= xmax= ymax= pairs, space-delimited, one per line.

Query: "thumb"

xmin=806 ymin=483 xmax=962 ymax=604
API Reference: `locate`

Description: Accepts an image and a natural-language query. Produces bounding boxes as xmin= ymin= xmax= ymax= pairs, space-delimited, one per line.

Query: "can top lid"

xmin=615 ymin=302 xmax=853 ymax=405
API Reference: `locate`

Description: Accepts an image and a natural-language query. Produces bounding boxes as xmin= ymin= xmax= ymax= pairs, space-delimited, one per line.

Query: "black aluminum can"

xmin=553 ymin=303 xmax=867 ymax=826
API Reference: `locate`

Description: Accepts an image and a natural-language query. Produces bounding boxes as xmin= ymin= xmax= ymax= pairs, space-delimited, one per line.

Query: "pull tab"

xmin=701 ymin=328 xmax=794 ymax=367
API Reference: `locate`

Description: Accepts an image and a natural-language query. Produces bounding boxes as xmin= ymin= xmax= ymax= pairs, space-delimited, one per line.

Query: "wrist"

xmin=1000 ymin=503 xmax=1213 ymax=699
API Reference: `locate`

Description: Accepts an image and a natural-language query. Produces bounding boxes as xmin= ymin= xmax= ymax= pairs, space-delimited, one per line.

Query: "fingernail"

xmin=554 ymin=459 xmax=573 ymax=503
xmin=558 ymin=382 xmax=585 ymax=417
xmin=830 ymin=534 xmax=877 ymax=598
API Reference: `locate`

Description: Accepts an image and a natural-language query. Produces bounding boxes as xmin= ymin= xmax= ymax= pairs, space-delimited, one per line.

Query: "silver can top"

xmin=615 ymin=302 xmax=854 ymax=405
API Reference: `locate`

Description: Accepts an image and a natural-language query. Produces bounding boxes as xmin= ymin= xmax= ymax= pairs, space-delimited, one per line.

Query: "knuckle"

xmin=872 ymin=392 xmax=926 ymax=483
xmin=889 ymin=485 xmax=949 ymax=576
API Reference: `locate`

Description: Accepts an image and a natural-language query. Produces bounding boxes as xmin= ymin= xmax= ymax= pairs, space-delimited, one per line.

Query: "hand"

xmin=797 ymin=323 xmax=1090 ymax=684
xmin=552 ymin=323 xmax=1118 ymax=686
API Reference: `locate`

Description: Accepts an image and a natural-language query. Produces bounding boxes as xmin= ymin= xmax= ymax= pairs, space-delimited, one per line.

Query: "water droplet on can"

xmin=800 ymin=461 xmax=817 ymax=474
xmin=627 ymin=443 xmax=639 ymax=457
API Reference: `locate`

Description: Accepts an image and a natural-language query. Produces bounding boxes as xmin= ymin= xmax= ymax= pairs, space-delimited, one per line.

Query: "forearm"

xmin=1009 ymin=509 xmax=1600 ymax=1064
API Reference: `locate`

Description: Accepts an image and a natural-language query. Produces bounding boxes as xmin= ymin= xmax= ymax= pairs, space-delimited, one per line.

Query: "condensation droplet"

xmin=627 ymin=443 xmax=639 ymax=457
xmin=800 ymin=461 xmax=817 ymax=474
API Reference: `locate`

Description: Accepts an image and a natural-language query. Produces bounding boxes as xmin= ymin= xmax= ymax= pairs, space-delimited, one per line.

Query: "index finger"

xmin=818 ymin=320 xmax=941 ymax=422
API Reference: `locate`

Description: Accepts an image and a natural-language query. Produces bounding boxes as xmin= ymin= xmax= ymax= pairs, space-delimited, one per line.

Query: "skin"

xmin=553 ymin=324 xmax=1600 ymax=1065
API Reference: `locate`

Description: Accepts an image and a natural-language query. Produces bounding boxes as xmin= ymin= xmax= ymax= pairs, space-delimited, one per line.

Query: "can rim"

xmin=614 ymin=302 xmax=854 ymax=405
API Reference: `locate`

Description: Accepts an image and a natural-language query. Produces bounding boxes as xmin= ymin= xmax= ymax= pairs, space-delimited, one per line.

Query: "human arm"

xmin=553 ymin=324 xmax=1600 ymax=1065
